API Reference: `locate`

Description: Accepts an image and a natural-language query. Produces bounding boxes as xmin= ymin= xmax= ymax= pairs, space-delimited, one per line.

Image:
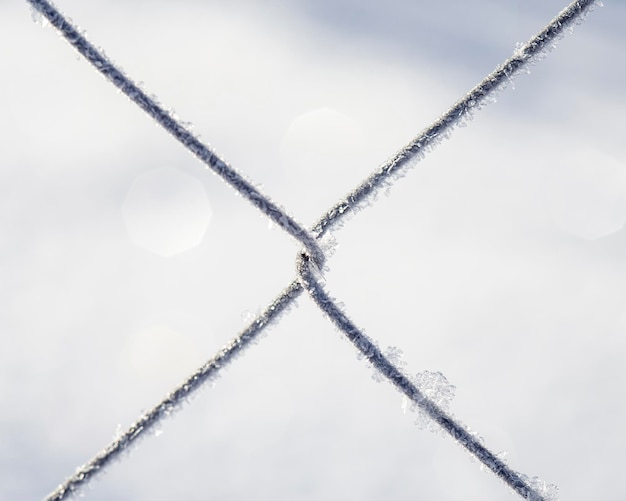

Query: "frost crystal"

xmin=319 ymin=233 xmax=338 ymax=261
xmin=29 ymin=5 xmax=48 ymax=27
xmin=113 ymin=423 xmax=123 ymax=440
xmin=513 ymin=41 xmax=530 ymax=60
xmin=241 ymin=310 xmax=257 ymax=325
xmin=410 ymin=371 xmax=456 ymax=432
xmin=371 ymin=346 xmax=406 ymax=382
xmin=401 ymin=395 xmax=409 ymax=414
xmin=519 ymin=474 xmax=560 ymax=501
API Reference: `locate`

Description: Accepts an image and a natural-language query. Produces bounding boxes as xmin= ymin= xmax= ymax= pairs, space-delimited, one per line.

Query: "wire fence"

xmin=27 ymin=0 xmax=600 ymax=499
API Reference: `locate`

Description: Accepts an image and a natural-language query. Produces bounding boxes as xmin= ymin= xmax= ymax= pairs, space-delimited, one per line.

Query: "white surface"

xmin=1 ymin=1 xmax=625 ymax=500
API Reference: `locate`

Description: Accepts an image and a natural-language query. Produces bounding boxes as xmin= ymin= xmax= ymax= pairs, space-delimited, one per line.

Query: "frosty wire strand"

xmin=42 ymin=281 xmax=304 ymax=501
xmin=31 ymin=0 xmax=599 ymax=499
xmin=296 ymin=253 xmax=550 ymax=501
xmin=25 ymin=0 xmax=325 ymax=267
xmin=311 ymin=0 xmax=600 ymax=239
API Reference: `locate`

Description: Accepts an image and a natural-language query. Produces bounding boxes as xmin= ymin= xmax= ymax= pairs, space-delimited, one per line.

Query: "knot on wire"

xmin=296 ymin=252 xmax=327 ymax=302
xmin=296 ymin=234 xmax=326 ymax=270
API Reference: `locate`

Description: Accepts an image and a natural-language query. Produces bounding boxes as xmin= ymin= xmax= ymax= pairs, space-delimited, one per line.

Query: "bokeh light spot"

xmin=122 ymin=167 xmax=212 ymax=257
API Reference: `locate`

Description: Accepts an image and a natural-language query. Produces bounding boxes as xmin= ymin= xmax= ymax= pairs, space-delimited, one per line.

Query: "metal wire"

xmin=311 ymin=0 xmax=600 ymax=239
xmin=42 ymin=280 xmax=304 ymax=501
xmin=27 ymin=0 xmax=600 ymax=499
xmin=296 ymin=252 xmax=546 ymax=500
xmin=25 ymin=0 xmax=325 ymax=267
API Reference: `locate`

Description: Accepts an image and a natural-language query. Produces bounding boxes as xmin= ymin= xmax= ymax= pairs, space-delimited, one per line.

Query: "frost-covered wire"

xmin=312 ymin=0 xmax=600 ymax=239
xmin=296 ymin=253 xmax=549 ymax=501
xmin=42 ymin=280 xmax=303 ymax=501
xmin=32 ymin=0 xmax=599 ymax=499
xmin=26 ymin=0 xmax=325 ymax=266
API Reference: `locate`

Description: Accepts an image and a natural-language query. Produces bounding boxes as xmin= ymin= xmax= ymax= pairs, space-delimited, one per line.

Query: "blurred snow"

xmin=1 ymin=1 xmax=625 ymax=500
xmin=117 ymin=324 xmax=199 ymax=383
xmin=545 ymin=148 xmax=626 ymax=240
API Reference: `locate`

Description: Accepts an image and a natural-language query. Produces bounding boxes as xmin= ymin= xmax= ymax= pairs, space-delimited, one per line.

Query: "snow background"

xmin=1 ymin=0 xmax=625 ymax=499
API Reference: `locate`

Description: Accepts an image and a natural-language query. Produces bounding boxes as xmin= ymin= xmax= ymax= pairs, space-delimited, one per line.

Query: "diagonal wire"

xmin=33 ymin=0 xmax=600 ymax=500
xmin=312 ymin=0 xmax=600 ymax=239
xmin=26 ymin=0 xmax=325 ymax=267
xmin=295 ymin=252 xmax=547 ymax=501
xmin=42 ymin=280 xmax=304 ymax=501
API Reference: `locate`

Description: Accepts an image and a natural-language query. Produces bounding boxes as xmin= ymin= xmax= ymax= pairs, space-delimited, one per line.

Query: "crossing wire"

xmin=26 ymin=0 xmax=600 ymax=499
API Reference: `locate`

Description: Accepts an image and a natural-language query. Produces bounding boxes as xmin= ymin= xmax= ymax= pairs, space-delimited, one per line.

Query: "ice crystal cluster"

xmin=409 ymin=370 xmax=456 ymax=432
